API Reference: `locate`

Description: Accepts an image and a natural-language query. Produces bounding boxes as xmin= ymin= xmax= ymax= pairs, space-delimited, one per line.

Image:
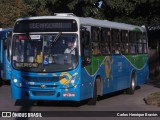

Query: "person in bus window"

xmin=64 ymin=40 xmax=76 ymax=55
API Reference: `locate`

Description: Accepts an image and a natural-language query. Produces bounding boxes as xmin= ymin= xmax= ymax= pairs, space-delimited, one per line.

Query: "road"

xmin=0 ymin=82 xmax=160 ymax=120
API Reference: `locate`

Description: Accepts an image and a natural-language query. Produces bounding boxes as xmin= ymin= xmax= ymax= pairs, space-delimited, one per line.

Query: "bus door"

xmin=0 ymin=30 xmax=12 ymax=81
xmin=80 ymin=27 xmax=92 ymax=99
xmin=0 ymin=31 xmax=5 ymax=80
xmin=4 ymin=30 xmax=12 ymax=80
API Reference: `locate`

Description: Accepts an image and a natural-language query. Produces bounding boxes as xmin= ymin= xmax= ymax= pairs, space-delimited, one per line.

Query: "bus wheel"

xmin=88 ymin=81 xmax=97 ymax=105
xmin=126 ymin=72 xmax=136 ymax=95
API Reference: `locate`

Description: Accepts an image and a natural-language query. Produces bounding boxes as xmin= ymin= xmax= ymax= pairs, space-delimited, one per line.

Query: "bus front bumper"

xmin=11 ymin=81 xmax=81 ymax=101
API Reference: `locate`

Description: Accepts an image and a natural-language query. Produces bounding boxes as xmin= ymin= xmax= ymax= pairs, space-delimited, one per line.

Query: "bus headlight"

xmin=12 ymin=78 xmax=23 ymax=88
xmin=13 ymin=79 xmax=18 ymax=83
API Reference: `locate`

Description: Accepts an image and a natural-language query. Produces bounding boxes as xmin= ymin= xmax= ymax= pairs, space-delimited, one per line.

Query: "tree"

xmin=103 ymin=0 xmax=160 ymax=26
xmin=0 ymin=0 xmax=159 ymax=27
xmin=0 ymin=0 xmax=31 ymax=27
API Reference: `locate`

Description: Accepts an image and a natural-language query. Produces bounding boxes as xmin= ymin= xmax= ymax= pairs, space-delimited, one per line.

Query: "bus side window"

xmin=136 ymin=32 xmax=143 ymax=54
xmin=121 ymin=30 xmax=129 ymax=54
xmin=101 ymin=28 xmax=111 ymax=55
xmin=91 ymin=27 xmax=101 ymax=55
xmin=142 ymin=33 xmax=147 ymax=54
xmin=129 ymin=31 xmax=136 ymax=54
xmin=81 ymin=28 xmax=91 ymax=66
xmin=111 ymin=29 xmax=121 ymax=54
xmin=7 ymin=31 xmax=12 ymax=61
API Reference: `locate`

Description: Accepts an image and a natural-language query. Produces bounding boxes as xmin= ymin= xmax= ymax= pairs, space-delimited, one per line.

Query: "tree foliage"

xmin=0 ymin=0 xmax=159 ymax=27
xmin=103 ymin=0 xmax=160 ymax=25
xmin=0 ymin=0 xmax=31 ymax=27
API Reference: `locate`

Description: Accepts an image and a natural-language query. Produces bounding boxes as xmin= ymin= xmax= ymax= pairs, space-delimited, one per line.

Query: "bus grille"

xmin=28 ymin=84 xmax=58 ymax=88
xmin=32 ymin=91 xmax=55 ymax=96
xmin=23 ymin=76 xmax=59 ymax=83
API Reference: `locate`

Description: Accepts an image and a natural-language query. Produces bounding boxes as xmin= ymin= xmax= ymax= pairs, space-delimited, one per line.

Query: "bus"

xmin=0 ymin=28 xmax=12 ymax=85
xmin=10 ymin=13 xmax=148 ymax=105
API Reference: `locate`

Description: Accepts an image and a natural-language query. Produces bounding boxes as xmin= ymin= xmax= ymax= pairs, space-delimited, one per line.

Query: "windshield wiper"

xmin=41 ymin=32 xmax=62 ymax=72
xmin=25 ymin=32 xmax=31 ymax=40
xmin=52 ymin=32 xmax=62 ymax=47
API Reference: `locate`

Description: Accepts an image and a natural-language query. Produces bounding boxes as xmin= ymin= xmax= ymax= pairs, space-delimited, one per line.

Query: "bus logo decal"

xmin=40 ymin=84 xmax=45 ymax=89
xmin=103 ymin=56 xmax=114 ymax=78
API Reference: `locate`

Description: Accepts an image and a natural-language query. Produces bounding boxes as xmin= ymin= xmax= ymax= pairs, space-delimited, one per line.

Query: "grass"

xmin=144 ymin=92 xmax=160 ymax=107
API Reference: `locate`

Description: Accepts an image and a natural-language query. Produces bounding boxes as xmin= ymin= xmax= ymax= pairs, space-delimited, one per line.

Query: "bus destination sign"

xmin=14 ymin=19 xmax=77 ymax=33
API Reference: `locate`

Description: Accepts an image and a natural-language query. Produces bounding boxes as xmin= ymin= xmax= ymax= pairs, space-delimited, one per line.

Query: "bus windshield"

xmin=12 ymin=33 xmax=78 ymax=72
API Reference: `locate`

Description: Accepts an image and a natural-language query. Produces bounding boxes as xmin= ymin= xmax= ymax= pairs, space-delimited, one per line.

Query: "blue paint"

xmin=0 ymin=28 xmax=12 ymax=81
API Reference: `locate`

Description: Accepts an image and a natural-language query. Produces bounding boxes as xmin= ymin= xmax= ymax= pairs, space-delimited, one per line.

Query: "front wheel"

xmin=126 ymin=73 xmax=136 ymax=95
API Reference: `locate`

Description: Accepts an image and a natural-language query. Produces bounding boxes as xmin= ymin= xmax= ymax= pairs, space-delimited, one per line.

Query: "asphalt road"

xmin=0 ymin=81 xmax=160 ymax=120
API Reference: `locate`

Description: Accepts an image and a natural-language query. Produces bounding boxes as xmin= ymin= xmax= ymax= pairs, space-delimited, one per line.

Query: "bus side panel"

xmin=99 ymin=55 xmax=148 ymax=96
xmin=125 ymin=54 xmax=149 ymax=87
xmin=0 ymin=35 xmax=4 ymax=79
xmin=111 ymin=55 xmax=130 ymax=91
xmin=3 ymin=50 xmax=11 ymax=80
xmin=136 ymin=64 xmax=149 ymax=86
xmin=80 ymin=67 xmax=93 ymax=100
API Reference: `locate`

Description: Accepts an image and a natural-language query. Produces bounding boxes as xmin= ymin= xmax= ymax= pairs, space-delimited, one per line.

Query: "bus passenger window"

xmin=142 ymin=33 xmax=147 ymax=54
xmin=92 ymin=42 xmax=100 ymax=55
xmin=101 ymin=28 xmax=111 ymax=55
xmin=129 ymin=32 xmax=136 ymax=54
xmin=101 ymin=43 xmax=110 ymax=54
xmin=125 ymin=43 xmax=129 ymax=53
xmin=137 ymin=32 xmax=143 ymax=54
xmin=121 ymin=31 xmax=129 ymax=54
xmin=91 ymin=27 xmax=101 ymax=55
xmin=81 ymin=28 xmax=91 ymax=66
xmin=111 ymin=29 xmax=121 ymax=54
xmin=130 ymin=44 xmax=136 ymax=54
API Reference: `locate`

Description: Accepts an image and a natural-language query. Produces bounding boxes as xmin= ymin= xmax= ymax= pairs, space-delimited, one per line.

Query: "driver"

xmin=64 ymin=40 xmax=76 ymax=55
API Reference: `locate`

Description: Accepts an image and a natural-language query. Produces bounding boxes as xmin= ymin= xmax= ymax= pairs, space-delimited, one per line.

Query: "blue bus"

xmin=0 ymin=28 xmax=12 ymax=85
xmin=10 ymin=13 xmax=148 ymax=105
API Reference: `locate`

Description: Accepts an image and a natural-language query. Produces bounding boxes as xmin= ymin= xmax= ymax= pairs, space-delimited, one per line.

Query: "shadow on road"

xmin=15 ymin=99 xmax=89 ymax=107
xmin=14 ymin=87 xmax=142 ymax=108
xmin=15 ymin=105 xmax=31 ymax=120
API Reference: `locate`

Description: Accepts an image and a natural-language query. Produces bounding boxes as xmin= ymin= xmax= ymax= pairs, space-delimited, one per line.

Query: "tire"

xmin=126 ymin=72 xmax=136 ymax=95
xmin=88 ymin=81 xmax=97 ymax=105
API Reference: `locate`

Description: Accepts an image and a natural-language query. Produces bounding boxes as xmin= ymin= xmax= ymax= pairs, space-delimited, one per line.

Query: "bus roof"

xmin=0 ymin=28 xmax=13 ymax=32
xmin=15 ymin=13 xmax=146 ymax=32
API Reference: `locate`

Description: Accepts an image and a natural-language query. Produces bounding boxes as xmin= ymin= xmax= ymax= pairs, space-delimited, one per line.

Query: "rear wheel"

xmin=126 ymin=72 xmax=136 ymax=95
